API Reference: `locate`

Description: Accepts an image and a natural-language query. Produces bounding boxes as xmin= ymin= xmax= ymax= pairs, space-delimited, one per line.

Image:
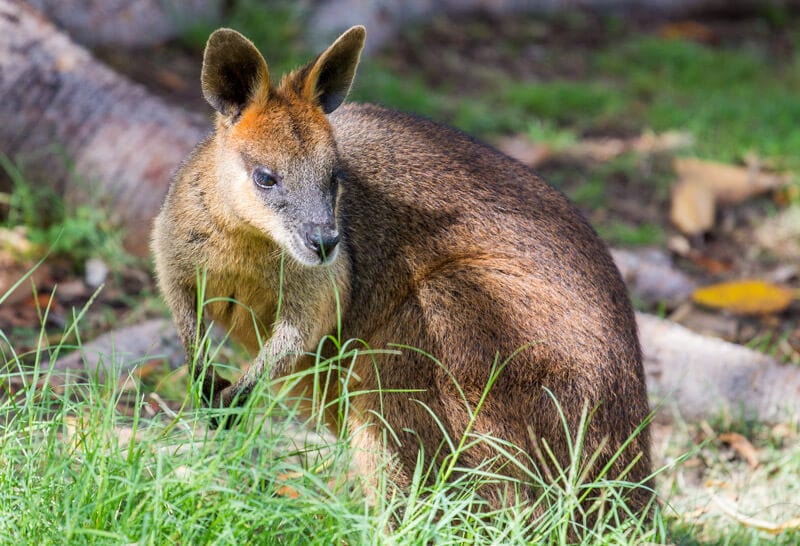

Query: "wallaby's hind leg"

xmin=346 ymin=413 xmax=409 ymax=506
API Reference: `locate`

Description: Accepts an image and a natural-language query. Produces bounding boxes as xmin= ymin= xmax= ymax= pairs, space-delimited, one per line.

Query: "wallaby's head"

xmin=201 ymin=26 xmax=365 ymax=266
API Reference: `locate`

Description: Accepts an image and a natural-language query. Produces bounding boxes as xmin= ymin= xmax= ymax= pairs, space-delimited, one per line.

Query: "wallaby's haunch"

xmin=152 ymin=26 xmax=653 ymax=520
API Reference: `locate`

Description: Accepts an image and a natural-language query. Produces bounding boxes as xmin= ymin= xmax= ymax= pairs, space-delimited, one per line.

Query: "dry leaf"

xmin=495 ymin=135 xmax=553 ymax=167
xmin=718 ymin=432 xmax=760 ymax=468
xmin=633 ymin=130 xmax=694 ymax=154
xmin=670 ymin=180 xmax=716 ymax=236
xmin=275 ymin=471 xmax=303 ymax=499
xmin=670 ymin=158 xmax=791 ymax=236
xmin=498 ymin=130 xmax=692 ymax=168
xmin=674 ymin=157 xmax=789 ymax=205
xmin=686 ymin=252 xmax=733 ymax=275
xmin=133 ymin=359 xmax=165 ymax=382
xmin=567 ymin=138 xmax=627 ymax=162
xmin=692 ymin=279 xmax=795 ymax=315
xmin=658 ymin=20 xmax=717 ymax=43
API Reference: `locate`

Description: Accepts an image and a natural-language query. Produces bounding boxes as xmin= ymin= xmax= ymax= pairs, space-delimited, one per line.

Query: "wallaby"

xmin=152 ymin=25 xmax=653 ymax=522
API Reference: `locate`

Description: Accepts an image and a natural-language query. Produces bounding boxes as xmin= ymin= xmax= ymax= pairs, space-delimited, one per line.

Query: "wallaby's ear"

xmin=303 ymin=25 xmax=366 ymax=114
xmin=201 ymin=28 xmax=269 ymax=118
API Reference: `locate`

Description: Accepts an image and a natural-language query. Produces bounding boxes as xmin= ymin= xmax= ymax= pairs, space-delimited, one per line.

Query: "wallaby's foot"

xmin=208 ymin=388 xmax=236 ymax=430
xmin=208 ymin=380 xmax=257 ymax=429
xmin=200 ymin=374 xmax=236 ymax=429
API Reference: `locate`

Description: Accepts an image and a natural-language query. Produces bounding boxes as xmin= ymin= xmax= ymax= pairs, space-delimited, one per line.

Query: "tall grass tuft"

xmin=0 ymin=273 xmax=665 ymax=544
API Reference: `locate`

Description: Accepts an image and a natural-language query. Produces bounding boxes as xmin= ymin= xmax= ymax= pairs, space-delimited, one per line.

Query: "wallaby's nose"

xmin=303 ymin=224 xmax=340 ymax=261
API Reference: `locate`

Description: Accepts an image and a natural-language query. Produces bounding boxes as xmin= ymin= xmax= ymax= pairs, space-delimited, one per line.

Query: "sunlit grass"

xmin=0 ymin=273 xmax=665 ymax=544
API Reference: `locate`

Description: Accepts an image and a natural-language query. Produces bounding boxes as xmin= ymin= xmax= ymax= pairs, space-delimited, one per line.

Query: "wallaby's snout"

xmin=303 ymin=222 xmax=340 ymax=262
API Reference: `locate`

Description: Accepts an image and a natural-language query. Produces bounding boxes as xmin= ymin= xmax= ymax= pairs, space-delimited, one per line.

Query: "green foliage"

xmin=505 ymin=80 xmax=624 ymax=128
xmin=594 ymin=36 xmax=800 ymax=168
xmin=182 ymin=0 xmax=309 ymax=78
xmin=596 ymin=221 xmax=665 ymax=247
xmin=527 ymin=119 xmax=579 ymax=151
xmin=0 ymin=277 xmax=666 ymax=545
xmin=0 ymin=154 xmax=127 ymax=270
xmin=351 ymin=62 xmax=441 ymax=118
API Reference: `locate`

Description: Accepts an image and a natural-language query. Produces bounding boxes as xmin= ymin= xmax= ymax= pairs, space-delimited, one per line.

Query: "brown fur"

xmin=152 ymin=26 xmax=653 ymax=525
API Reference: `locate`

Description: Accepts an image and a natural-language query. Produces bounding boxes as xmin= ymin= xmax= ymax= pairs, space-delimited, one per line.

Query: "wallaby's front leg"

xmin=213 ymin=321 xmax=305 ymax=410
xmin=170 ymin=284 xmax=231 ymax=404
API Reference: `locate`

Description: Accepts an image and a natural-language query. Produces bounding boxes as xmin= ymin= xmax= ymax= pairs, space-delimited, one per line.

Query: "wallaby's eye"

xmin=253 ymin=166 xmax=279 ymax=189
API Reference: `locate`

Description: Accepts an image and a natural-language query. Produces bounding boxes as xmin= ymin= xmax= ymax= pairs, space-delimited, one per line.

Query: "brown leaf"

xmin=659 ymin=21 xmax=717 ymax=43
xmin=632 ymin=130 xmax=694 ymax=154
xmin=132 ymin=359 xmax=165 ymax=382
xmin=692 ymin=279 xmax=795 ymax=316
xmin=685 ymin=252 xmax=734 ymax=275
xmin=670 ymin=158 xmax=791 ymax=236
xmin=495 ymin=135 xmax=553 ymax=167
xmin=275 ymin=471 xmax=303 ymax=499
xmin=674 ymin=157 xmax=789 ymax=205
xmin=498 ymin=130 xmax=692 ymax=168
xmin=670 ymin=179 xmax=716 ymax=236
xmin=718 ymin=432 xmax=760 ymax=468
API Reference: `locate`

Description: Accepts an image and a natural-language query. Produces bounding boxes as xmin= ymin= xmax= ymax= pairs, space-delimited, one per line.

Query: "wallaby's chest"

xmin=196 ymin=232 xmax=283 ymax=354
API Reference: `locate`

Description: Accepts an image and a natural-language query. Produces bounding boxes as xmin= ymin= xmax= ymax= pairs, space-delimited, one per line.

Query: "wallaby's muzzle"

xmin=303 ymin=222 xmax=340 ymax=262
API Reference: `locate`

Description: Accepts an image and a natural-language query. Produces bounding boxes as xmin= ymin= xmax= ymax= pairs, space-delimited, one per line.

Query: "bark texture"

xmin=0 ymin=1 xmax=207 ymax=255
xmin=25 ymin=0 xmax=222 ymax=47
xmin=639 ymin=312 xmax=800 ymax=424
xmin=309 ymin=0 xmax=800 ymax=51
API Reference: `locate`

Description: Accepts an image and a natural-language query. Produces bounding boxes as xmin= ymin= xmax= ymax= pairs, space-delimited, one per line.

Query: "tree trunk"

xmin=24 ymin=0 xmax=222 ymax=48
xmin=639 ymin=313 xmax=800 ymax=424
xmin=0 ymin=1 xmax=207 ymax=256
xmin=309 ymin=0 xmax=800 ymax=52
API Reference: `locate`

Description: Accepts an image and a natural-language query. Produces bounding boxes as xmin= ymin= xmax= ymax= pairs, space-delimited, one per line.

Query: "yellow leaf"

xmin=692 ymin=280 xmax=795 ymax=315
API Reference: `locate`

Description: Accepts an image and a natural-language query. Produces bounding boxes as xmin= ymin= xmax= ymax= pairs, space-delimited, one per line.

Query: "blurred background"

xmin=1 ymin=2 xmax=800 ymax=540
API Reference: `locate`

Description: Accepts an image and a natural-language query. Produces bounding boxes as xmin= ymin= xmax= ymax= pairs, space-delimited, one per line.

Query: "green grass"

xmin=596 ymin=221 xmax=665 ymax=247
xmin=594 ymin=36 xmax=800 ymax=169
xmin=0 ymin=272 xmax=666 ymax=544
xmin=505 ymin=80 xmax=625 ymax=130
xmin=488 ymin=34 xmax=800 ymax=173
xmin=0 ymin=153 xmax=129 ymax=272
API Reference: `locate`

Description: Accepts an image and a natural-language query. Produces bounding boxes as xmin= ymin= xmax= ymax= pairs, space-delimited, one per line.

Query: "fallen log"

xmin=25 ymin=0 xmax=222 ymax=48
xmin=639 ymin=312 xmax=800 ymax=424
xmin=0 ymin=1 xmax=206 ymax=256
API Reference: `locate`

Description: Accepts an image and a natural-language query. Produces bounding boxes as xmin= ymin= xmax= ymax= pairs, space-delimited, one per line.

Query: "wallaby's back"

xmin=326 ymin=103 xmax=651 ymax=508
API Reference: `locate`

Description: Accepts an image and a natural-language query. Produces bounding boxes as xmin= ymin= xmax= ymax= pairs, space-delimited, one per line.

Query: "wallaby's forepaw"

xmin=199 ymin=373 xmax=236 ymax=429
xmin=200 ymin=372 xmax=231 ymax=405
xmin=208 ymin=385 xmax=235 ymax=430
